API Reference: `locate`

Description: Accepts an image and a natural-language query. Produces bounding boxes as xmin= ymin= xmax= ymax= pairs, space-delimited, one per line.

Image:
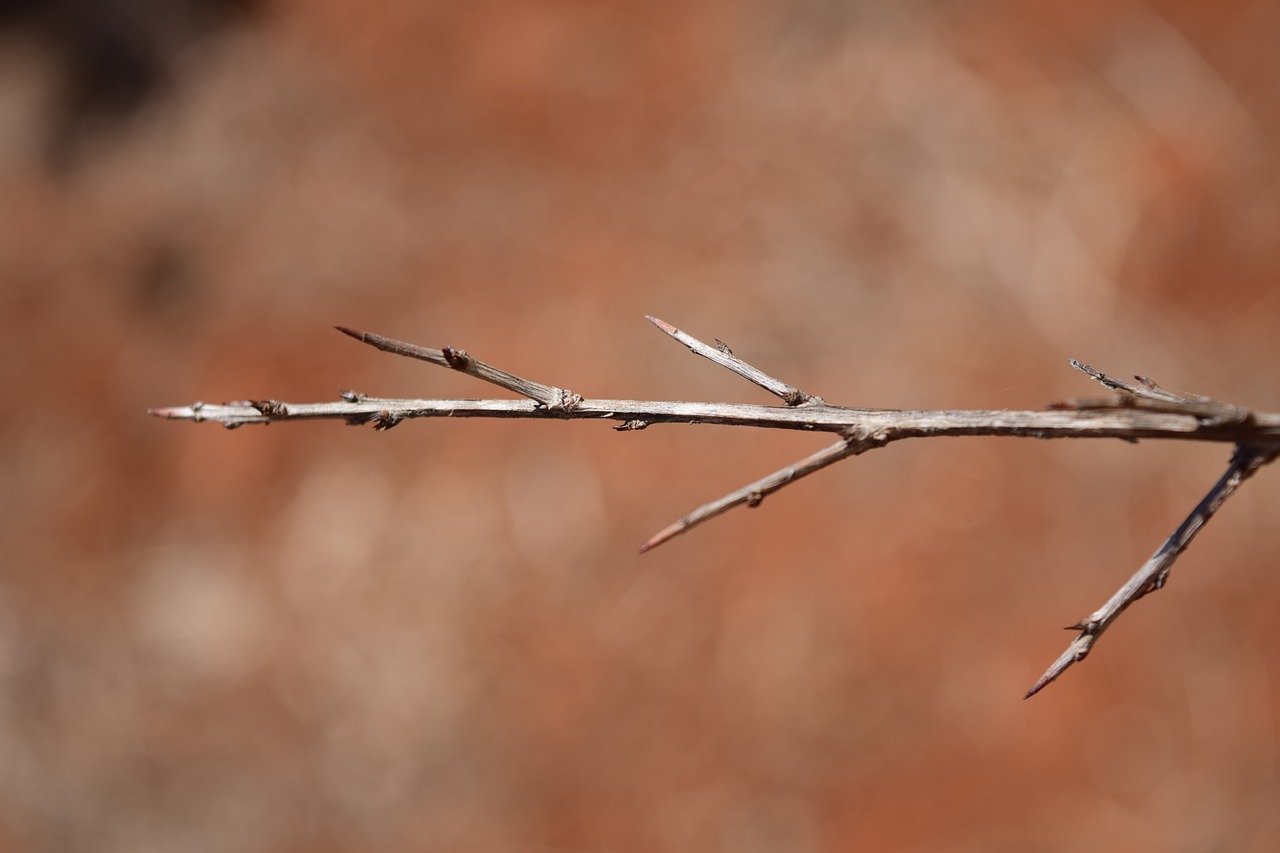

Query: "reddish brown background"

xmin=3 ymin=1 xmax=1280 ymax=850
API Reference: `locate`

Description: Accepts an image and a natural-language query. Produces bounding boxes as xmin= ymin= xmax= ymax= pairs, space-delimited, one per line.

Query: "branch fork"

xmin=150 ymin=318 xmax=1280 ymax=698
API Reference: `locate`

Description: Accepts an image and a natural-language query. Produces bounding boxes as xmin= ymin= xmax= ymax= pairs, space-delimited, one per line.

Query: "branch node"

xmin=249 ymin=400 xmax=288 ymax=418
xmin=442 ymin=346 xmax=469 ymax=369
xmin=843 ymin=426 xmax=889 ymax=453
xmin=547 ymin=389 xmax=584 ymax=413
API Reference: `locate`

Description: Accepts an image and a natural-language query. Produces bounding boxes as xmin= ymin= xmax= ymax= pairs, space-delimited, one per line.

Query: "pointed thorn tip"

xmin=647 ymin=316 xmax=676 ymax=334
xmin=639 ymin=528 xmax=677 ymax=553
xmin=1024 ymin=677 xmax=1051 ymax=699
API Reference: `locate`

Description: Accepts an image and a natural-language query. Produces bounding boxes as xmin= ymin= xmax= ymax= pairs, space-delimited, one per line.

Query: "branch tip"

xmin=638 ymin=523 xmax=681 ymax=554
xmin=647 ymin=315 xmax=813 ymax=404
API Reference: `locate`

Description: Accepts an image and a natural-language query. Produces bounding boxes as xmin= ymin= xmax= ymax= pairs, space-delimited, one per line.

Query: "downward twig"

xmin=639 ymin=435 xmax=874 ymax=553
xmin=1025 ymin=443 xmax=1279 ymax=698
xmin=150 ymin=318 xmax=1280 ymax=697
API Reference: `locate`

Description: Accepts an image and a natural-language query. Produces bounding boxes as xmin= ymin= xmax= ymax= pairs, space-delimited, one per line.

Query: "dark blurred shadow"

xmin=0 ymin=0 xmax=264 ymax=172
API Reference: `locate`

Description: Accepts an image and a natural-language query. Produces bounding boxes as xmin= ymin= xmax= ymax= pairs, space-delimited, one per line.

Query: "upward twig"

xmin=334 ymin=326 xmax=581 ymax=411
xmin=639 ymin=436 xmax=867 ymax=553
xmin=150 ymin=318 xmax=1280 ymax=697
xmin=645 ymin=316 xmax=818 ymax=406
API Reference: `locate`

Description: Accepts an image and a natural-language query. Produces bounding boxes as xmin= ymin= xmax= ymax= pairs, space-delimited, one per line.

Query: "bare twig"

xmin=639 ymin=435 xmax=874 ymax=553
xmin=1025 ymin=443 xmax=1279 ymax=698
xmin=1068 ymin=357 xmax=1189 ymax=401
xmin=149 ymin=318 xmax=1280 ymax=696
xmin=645 ymin=316 xmax=818 ymax=406
xmin=334 ymin=326 xmax=581 ymax=411
xmin=1059 ymin=358 xmax=1251 ymax=426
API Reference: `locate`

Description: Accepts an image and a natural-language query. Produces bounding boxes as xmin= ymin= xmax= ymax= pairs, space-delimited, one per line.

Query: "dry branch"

xmin=150 ymin=318 xmax=1280 ymax=697
xmin=1024 ymin=442 xmax=1279 ymax=698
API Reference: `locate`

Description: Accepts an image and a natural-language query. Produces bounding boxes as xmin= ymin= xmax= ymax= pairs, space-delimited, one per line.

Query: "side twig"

xmin=333 ymin=326 xmax=582 ymax=411
xmin=644 ymin=316 xmax=819 ymax=406
xmin=1024 ymin=443 xmax=1279 ymax=698
xmin=149 ymin=318 xmax=1280 ymax=697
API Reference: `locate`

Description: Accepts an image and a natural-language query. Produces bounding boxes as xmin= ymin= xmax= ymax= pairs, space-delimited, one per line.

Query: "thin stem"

xmin=147 ymin=396 xmax=1280 ymax=440
xmin=335 ymin=326 xmax=580 ymax=411
xmin=639 ymin=436 xmax=869 ymax=552
xmin=646 ymin=316 xmax=816 ymax=405
xmin=1024 ymin=443 xmax=1280 ymax=698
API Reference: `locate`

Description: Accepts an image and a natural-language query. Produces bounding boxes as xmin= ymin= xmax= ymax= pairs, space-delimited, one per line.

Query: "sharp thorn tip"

xmin=647 ymin=316 xmax=675 ymax=333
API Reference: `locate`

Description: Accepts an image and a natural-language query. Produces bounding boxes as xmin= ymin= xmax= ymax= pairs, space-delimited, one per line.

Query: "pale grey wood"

xmin=645 ymin=316 xmax=816 ymax=405
xmin=1025 ymin=444 xmax=1278 ymax=698
xmin=149 ymin=320 xmax=1280 ymax=697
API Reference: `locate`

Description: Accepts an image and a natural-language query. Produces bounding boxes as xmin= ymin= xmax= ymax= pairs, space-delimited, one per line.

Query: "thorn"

xmin=645 ymin=315 xmax=676 ymax=335
xmin=335 ymin=325 xmax=367 ymax=341
xmin=148 ymin=401 xmax=206 ymax=421
xmin=1068 ymin=357 xmax=1096 ymax=377
xmin=639 ymin=520 xmax=684 ymax=553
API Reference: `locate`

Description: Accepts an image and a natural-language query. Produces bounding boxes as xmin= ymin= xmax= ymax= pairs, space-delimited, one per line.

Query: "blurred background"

xmin=2 ymin=1 xmax=1280 ymax=850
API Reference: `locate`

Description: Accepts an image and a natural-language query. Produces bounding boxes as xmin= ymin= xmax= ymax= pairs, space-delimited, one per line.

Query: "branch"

xmin=149 ymin=318 xmax=1280 ymax=696
xmin=1024 ymin=443 xmax=1279 ymax=698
